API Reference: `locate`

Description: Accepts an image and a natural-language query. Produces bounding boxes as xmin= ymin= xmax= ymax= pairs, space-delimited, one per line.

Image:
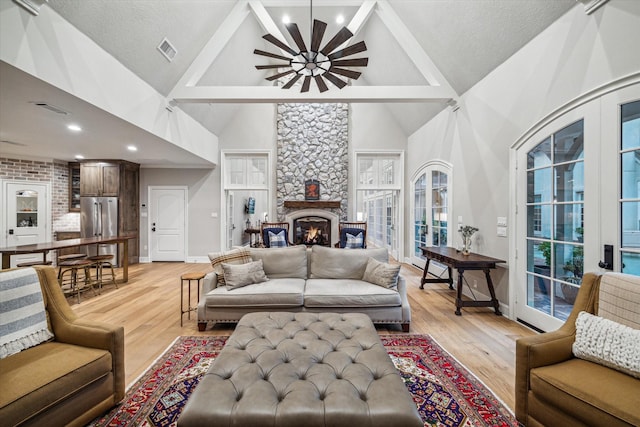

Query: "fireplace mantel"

xmin=283 ymin=201 xmax=341 ymax=209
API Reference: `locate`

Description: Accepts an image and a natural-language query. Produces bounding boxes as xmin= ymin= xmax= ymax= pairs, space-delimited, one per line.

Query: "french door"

xmin=515 ymin=83 xmax=640 ymax=332
xmin=410 ymin=161 xmax=451 ymax=269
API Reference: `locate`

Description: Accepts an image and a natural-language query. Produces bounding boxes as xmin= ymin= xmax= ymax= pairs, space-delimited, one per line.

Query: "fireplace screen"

xmin=293 ymin=216 xmax=331 ymax=246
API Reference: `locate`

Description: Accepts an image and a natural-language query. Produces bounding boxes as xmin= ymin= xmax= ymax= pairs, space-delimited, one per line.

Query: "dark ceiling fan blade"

xmin=331 ymin=58 xmax=368 ymax=67
xmin=320 ymin=27 xmax=354 ymax=56
xmin=329 ymin=67 xmax=362 ymax=80
xmin=286 ymin=23 xmax=307 ymax=53
xmin=310 ymin=19 xmax=327 ymax=52
xmin=254 ymin=49 xmax=292 ymax=62
xmin=322 ymin=71 xmax=347 ymax=89
xmin=262 ymin=34 xmax=298 ymax=56
xmin=328 ymin=41 xmax=367 ymax=60
xmin=266 ymin=69 xmax=295 ymax=81
xmin=314 ymin=75 xmax=329 ymax=92
xmin=256 ymin=64 xmax=290 ymax=70
xmin=301 ymin=76 xmax=312 ymax=92
xmin=282 ymin=74 xmax=303 ymax=89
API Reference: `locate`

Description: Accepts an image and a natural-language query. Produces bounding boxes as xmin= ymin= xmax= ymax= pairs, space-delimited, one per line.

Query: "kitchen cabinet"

xmin=80 ymin=162 xmax=120 ymax=197
xmin=68 ymin=163 xmax=81 ymax=211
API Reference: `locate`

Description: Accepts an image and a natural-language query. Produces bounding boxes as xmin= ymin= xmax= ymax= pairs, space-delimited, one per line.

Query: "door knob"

xmin=599 ymin=244 xmax=613 ymax=271
xmin=151 ymin=227 xmax=156 ymax=232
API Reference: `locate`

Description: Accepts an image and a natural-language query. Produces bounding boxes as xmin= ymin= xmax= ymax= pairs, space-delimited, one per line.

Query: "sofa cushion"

xmin=530 ymin=358 xmax=640 ymax=426
xmin=222 ymin=260 xmax=269 ymax=290
xmin=249 ymin=245 xmax=308 ymax=279
xmin=0 ymin=268 xmax=54 ymax=359
xmin=598 ymin=272 xmax=640 ymax=329
xmin=203 ymin=278 xmax=305 ymax=308
xmin=573 ymin=311 xmax=640 ymax=379
xmin=0 ymin=341 xmax=112 ymax=415
xmin=304 ymin=279 xmax=402 ymax=308
xmin=362 ymin=257 xmax=401 ymax=289
xmin=208 ymin=248 xmax=252 ymax=286
xmin=309 ymin=246 xmax=388 ymax=279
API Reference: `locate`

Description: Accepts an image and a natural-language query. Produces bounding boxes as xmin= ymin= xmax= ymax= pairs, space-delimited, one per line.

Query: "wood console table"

xmin=1 ymin=234 xmax=137 ymax=283
xmin=419 ymin=246 xmax=505 ymax=316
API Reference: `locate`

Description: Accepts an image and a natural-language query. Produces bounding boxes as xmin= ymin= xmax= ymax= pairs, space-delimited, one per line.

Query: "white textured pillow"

xmin=222 ymin=260 xmax=269 ymax=290
xmin=362 ymin=257 xmax=401 ymax=289
xmin=573 ymin=311 xmax=640 ymax=379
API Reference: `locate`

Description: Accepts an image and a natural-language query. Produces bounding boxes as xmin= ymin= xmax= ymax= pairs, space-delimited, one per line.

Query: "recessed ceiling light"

xmin=127 ymin=145 xmax=138 ymax=152
xmin=67 ymin=124 xmax=82 ymax=132
xmin=336 ymin=15 xmax=345 ymax=24
xmin=282 ymin=15 xmax=290 ymax=24
xmin=75 ymin=154 xmax=85 ymax=159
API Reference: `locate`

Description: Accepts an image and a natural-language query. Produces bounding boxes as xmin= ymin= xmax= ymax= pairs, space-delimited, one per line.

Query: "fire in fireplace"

xmin=293 ymin=216 xmax=331 ymax=246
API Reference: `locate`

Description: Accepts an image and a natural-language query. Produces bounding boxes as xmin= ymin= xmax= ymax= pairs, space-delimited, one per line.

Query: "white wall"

xmin=0 ymin=2 xmax=218 ymax=164
xmin=406 ymin=0 xmax=640 ymax=307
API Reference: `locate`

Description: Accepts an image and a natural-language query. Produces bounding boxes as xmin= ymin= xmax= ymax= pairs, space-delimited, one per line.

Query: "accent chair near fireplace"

xmin=260 ymin=222 xmax=292 ymax=248
xmin=336 ymin=221 xmax=368 ymax=249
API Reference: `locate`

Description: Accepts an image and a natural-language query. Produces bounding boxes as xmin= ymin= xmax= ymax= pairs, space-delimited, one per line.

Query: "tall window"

xmin=355 ymin=152 xmax=403 ymax=258
xmin=526 ymin=120 xmax=584 ymax=321
xmin=620 ymin=100 xmax=640 ymax=274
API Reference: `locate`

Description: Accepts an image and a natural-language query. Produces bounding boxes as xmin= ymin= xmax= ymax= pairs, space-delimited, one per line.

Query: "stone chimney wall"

xmin=276 ymin=103 xmax=349 ymax=220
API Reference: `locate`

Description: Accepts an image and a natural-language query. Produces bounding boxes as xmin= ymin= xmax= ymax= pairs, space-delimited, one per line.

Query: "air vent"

xmin=31 ymin=102 xmax=69 ymax=115
xmin=157 ymin=38 xmax=177 ymax=62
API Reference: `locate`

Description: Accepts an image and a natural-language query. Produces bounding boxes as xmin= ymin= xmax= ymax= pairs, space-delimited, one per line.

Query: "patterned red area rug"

xmin=89 ymin=335 xmax=516 ymax=427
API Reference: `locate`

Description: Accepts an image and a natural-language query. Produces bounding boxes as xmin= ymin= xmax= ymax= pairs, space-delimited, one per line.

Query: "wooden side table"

xmin=180 ymin=272 xmax=205 ymax=326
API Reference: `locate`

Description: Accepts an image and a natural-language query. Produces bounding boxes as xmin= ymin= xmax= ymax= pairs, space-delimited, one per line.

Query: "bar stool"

xmin=57 ymin=253 xmax=87 ymax=281
xmin=17 ymin=260 xmax=52 ymax=267
xmin=58 ymin=259 xmax=97 ymax=303
xmin=180 ymin=272 xmax=205 ymax=326
xmin=87 ymin=254 xmax=117 ymax=291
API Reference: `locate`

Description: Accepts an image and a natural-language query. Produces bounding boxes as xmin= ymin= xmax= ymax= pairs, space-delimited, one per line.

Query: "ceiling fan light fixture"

xmin=254 ymin=8 xmax=368 ymax=93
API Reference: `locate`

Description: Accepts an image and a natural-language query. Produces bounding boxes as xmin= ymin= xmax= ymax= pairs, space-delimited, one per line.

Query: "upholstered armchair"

xmin=0 ymin=266 xmax=124 ymax=426
xmin=335 ymin=221 xmax=367 ymax=248
xmin=261 ymin=222 xmax=293 ymax=248
xmin=515 ymin=271 xmax=640 ymax=426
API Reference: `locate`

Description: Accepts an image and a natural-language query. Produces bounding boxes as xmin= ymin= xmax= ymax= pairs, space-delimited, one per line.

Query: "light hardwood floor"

xmin=71 ymin=261 xmax=536 ymax=410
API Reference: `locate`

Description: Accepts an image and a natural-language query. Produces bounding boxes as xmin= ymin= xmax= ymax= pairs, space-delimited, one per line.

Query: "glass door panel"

xmin=620 ymin=100 xmax=640 ymax=274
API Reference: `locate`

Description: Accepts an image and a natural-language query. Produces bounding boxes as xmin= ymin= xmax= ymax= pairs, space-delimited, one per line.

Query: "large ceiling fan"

xmin=254 ymin=5 xmax=368 ymax=93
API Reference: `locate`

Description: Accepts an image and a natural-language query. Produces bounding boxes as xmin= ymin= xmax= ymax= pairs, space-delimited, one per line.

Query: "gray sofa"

xmin=197 ymin=245 xmax=412 ymax=332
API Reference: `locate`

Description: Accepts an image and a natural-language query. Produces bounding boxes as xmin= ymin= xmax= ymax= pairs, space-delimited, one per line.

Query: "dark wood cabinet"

xmin=80 ymin=162 xmax=121 ymax=197
xmin=68 ymin=163 xmax=81 ymax=212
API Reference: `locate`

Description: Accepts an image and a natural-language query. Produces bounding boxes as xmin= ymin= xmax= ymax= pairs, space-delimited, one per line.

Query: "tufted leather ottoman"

xmin=178 ymin=312 xmax=422 ymax=427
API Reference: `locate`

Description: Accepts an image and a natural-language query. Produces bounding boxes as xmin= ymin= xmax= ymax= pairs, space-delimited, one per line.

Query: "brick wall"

xmin=1 ymin=157 xmax=80 ymax=236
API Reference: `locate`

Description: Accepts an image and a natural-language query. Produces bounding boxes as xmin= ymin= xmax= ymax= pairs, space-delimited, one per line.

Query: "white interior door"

xmin=3 ymin=181 xmax=49 ymax=267
xmin=149 ymin=187 xmax=186 ymax=261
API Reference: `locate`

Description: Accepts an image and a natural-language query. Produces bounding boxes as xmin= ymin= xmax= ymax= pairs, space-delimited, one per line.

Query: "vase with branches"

xmin=459 ymin=225 xmax=479 ymax=255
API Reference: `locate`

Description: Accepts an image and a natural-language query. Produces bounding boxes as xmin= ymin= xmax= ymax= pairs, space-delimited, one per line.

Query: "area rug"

xmin=88 ymin=335 xmax=516 ymax=427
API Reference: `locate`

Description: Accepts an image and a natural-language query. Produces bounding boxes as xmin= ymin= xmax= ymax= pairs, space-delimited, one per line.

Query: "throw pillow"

xmin=362 ymin=257 xmax=401 ymax=289
xmin=208 ymin=248 xmax=252 ymax=286
xmin=222 ymin=260 xmax=269 ymax=290
xmin=0 ymin=268 xmax=54 ymax=359
xmin=573 ymin=311 xmax=640 ymax=379
xmin=268 ymin=230 xmax=288 ymax=248
xmin=344 ymin=232 xmax=364 ymax=249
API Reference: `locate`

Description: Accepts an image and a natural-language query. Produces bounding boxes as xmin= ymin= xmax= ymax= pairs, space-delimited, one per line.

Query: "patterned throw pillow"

xmin=222 ymin=260 xmax=269 ymax=290
xmin=268 ymin=230 xmax=288 ymax=247
xmin=208 ymin=248 xmax=252 ymax=286
xmin=0 ymin=268 xmax=54 ymax=359
xmin=345 ymin=232 xmax=364 ymax=249
xmin=362 ymin=257 xmax=401 ymax=289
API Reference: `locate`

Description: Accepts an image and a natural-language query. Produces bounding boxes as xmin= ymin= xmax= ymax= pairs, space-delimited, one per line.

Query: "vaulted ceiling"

xmin=0 ymin=0 xmax=576 ymax=166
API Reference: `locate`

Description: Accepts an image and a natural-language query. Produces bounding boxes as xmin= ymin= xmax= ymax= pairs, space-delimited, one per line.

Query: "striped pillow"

xmin=0 ymin=268 xmax=54 ymax=359
xmin=208 ymin=248 xmax=252 ymax=286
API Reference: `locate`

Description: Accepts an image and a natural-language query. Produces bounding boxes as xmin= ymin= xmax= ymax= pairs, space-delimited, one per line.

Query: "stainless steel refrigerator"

xmin=80 ymin=197 xmax=119 ymax=264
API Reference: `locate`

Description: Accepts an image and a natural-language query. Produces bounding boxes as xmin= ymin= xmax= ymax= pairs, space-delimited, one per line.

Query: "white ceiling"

xmin=0 ymin=0 xmax=576 ymax=166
